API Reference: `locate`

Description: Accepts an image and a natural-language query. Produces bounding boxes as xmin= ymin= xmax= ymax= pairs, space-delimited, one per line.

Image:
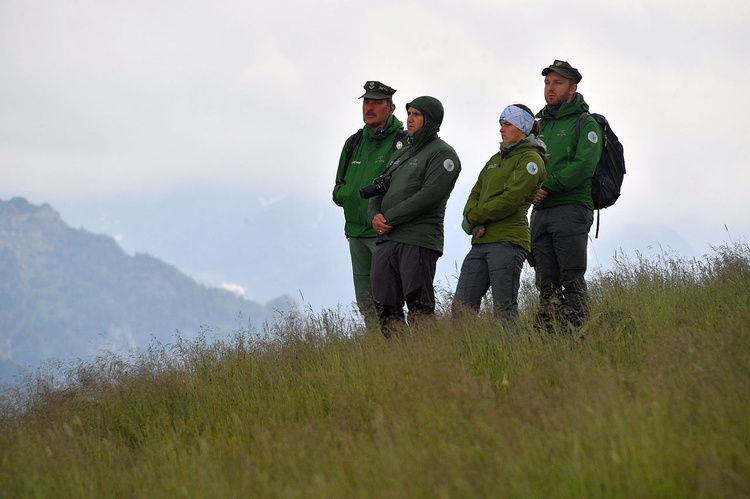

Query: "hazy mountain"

xmin=37 ymin=187 xmax=708 ymax=318
xmin=0 ymin=197 xmax=297 ymax=384
xmin=46 ymin=187 xmax=360 ymax=311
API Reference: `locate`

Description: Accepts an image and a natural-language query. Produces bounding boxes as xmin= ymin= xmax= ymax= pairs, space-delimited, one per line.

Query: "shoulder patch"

xmin=587 ymin=131 xmax=599 ymax=144
xmin=526 ymin=162 xmax=539 ymax=175
xmin=443 ymin=159 xmax=455 ymax=172
xmin=396 ymin=140 xmax=403 ymax=150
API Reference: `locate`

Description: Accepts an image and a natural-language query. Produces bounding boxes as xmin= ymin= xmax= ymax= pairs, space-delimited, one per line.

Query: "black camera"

xmin=359 ymin=174 xmax=391 ymax=199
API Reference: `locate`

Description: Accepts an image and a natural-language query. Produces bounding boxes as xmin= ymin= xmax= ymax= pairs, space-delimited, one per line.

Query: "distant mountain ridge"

xmin=0 ymin=197 xmax=295 ymax=383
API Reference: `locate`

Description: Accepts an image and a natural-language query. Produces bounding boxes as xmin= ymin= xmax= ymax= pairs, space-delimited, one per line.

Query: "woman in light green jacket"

xmin=452 ymin=103 xmax=547 ymax=327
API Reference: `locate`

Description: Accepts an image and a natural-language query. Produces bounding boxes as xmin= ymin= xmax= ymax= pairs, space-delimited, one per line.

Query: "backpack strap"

xmin=574 ymin=112 xmax=604 ymax=239
xmin=336 ymin=129 xmax=364 ymax=185
xmin=574 ymin=112 xmax=590 ymax=145
xmin=594 ymin=210 xmax=601 ymax=239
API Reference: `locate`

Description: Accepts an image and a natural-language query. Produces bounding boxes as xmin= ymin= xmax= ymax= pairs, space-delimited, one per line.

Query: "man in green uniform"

xmin=333 ymin=81 xmax=405 ymax=321
xmin=531 ymin=60 xmax=603 ymax=333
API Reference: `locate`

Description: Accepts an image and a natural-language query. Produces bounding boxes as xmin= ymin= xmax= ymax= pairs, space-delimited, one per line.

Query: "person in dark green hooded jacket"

xmin=367 ymin=96 xmax=461 ymax=335
xmin=333 ymin=81 xmax=406 ymax=322
xmin=531 ymin=60 xmax=603 ymax=333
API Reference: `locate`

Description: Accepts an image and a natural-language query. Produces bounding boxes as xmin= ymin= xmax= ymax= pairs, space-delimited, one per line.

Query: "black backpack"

xmin=575 ymin=112 xmax=626 ymax=237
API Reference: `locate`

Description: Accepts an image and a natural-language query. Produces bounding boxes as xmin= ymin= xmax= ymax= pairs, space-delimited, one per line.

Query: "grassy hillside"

xmin=1 ymin=240 xmax=748 ymax=498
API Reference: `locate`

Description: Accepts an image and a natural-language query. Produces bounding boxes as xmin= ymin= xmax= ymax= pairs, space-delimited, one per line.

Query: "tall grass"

xmin=1 ymin=240 xmax=748 ymax=498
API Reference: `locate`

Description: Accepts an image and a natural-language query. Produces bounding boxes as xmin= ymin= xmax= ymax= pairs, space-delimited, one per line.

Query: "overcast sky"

xmin=2 ymin=0 xmax=749 ymax=308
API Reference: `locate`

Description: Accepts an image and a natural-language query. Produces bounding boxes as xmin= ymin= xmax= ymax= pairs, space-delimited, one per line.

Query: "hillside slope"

xmin=0 ymin=197 xmax=294 ymax=378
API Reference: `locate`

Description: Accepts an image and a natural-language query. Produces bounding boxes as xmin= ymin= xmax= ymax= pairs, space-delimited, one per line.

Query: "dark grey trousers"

xmin=370 ymin=240 xmax=439 ymax=332
xmin=530 ymin=204 xmax=593 ymax=329
xmin=452 ymin=242 xmax=527 ymax=325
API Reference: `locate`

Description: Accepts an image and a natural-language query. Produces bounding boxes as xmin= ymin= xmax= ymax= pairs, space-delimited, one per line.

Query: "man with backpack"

xmin=531 ymin=60 xmax=603 ymax=333
xmin=333 ymin=81 xmax=406 ymax=323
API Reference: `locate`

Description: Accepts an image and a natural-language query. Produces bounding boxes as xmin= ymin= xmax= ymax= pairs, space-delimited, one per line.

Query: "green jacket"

xmin=367 ymin=96 xmax=461 ymax=254
xmin=534 ymin=93 xmax=602 ymax=210
xmin=333 ymin=114 xmax=405 ymax=238
xmin=464 ymin=136 xmax=547 ymax=252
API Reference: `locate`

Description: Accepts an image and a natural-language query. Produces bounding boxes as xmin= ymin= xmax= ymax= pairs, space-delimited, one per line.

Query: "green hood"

xmin=406 ymin=96 xmax=444 ymax=147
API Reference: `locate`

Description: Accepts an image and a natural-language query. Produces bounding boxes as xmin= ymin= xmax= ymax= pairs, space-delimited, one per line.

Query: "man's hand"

xmin=533 ymin=188 xmax=549 ymax=205
xmin=372 ymin=213 xmax=393 ymax=235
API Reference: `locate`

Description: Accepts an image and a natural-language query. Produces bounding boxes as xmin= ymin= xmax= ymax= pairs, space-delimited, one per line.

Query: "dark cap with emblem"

xmin=359 ymin=80 xmax=397 ymax=99
xmin=541 ymin=59 xmax=583 ymax=83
